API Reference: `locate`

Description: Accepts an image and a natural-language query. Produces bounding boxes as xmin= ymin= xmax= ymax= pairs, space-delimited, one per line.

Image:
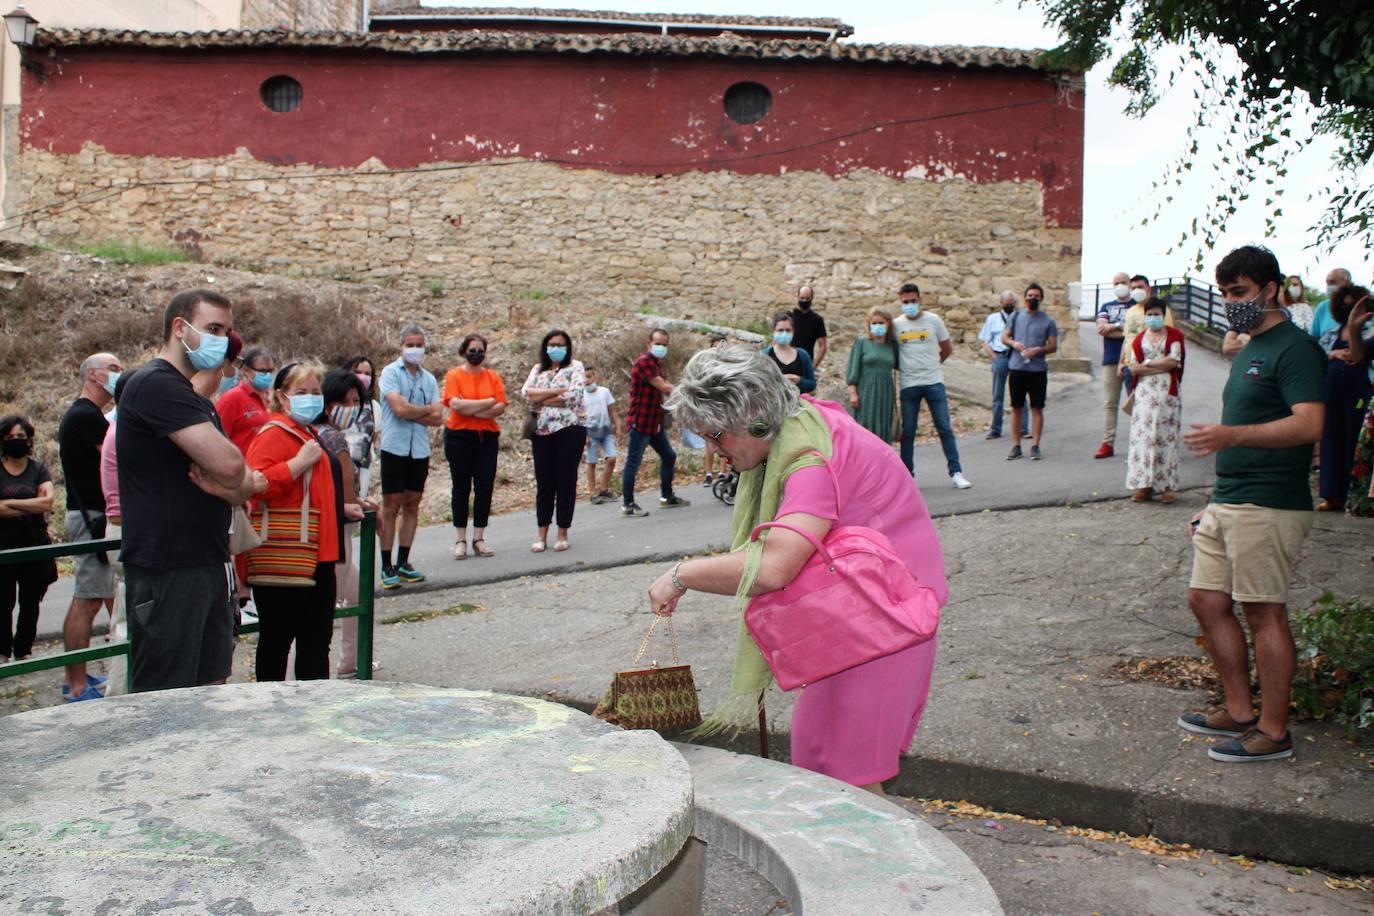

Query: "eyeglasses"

xmin=706 ymin=430 xmax=725 ymax=442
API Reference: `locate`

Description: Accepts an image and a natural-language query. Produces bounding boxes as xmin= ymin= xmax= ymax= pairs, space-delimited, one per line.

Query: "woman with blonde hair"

xmin=1281 ymin=276 xmax=1315 ymax=333
xmin=845 ymin=309 xmax=898 ymax=441
xmin=245 ymin=360 xmax=349 ymax=680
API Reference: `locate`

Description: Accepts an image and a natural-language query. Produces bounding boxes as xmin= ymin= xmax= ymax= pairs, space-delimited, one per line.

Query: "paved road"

xmin=35 ymin=323 xmax=1229 ymax=636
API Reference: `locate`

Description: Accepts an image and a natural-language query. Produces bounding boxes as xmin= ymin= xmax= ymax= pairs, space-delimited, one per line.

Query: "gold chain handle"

xmin=632 ymin=615 xmax=682 ymax=667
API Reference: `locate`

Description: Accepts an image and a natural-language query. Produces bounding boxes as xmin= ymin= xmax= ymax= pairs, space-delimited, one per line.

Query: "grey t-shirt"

xmin=1006 ymin=310 xmax=1059 ymax=372
xmin=893 ymin=312 xmax=949 ymax=388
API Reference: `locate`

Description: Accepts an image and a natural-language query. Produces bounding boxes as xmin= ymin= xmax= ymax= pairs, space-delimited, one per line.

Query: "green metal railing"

xmin=0 ymin=512 xmax=376 ymax=687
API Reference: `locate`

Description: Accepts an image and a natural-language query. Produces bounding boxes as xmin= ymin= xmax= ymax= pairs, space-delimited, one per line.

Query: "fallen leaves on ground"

xmin=1110 ymin=655 xmax=1220 ymax=692
xmin=917 ymin=798 xmax=1199 ymax=859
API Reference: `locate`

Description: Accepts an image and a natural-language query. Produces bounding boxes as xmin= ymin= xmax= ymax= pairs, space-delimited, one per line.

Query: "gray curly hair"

xmin=665 ymin=346 xmax=801 ymax=437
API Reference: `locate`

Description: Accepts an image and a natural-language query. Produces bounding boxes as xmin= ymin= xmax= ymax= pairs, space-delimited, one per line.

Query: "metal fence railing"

xmin=0 ymin=512 xmax=376 ymax=687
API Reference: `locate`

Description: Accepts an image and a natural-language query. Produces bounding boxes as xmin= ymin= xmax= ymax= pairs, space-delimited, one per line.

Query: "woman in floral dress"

xmin=1124 ymin=299 xmax=1185 ymax=502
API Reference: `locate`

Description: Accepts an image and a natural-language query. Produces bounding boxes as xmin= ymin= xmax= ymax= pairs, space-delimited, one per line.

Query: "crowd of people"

xmin=0 ymin=246 xmax=1368 ymax=778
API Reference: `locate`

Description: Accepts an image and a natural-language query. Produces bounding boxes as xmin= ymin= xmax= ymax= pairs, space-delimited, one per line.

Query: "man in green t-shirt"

xmin=1178 ymin=245 xmax=1325 ymax=764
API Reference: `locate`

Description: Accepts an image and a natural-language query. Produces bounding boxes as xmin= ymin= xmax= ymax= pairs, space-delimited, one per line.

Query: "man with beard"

xmin=790 ymin=285 xmax=828 ymax=368
xmin=1001 ymin=283 xmax=1059 ymax=461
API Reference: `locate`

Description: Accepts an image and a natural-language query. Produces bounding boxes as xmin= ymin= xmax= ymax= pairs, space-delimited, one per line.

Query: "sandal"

xmin=1131 ymin=488 xmax=1153 ymax=502
xmin=472 ymin=538 xmax=495 ymax=558
xmin=1159 ymin=491 xmax=1177 ymax=504
xmin=452 ymin=540 xmax=468 ymax=560
xmin=530 ymin=541 xmax=547 ymax=553
xmin=553 ymin=539 xmax=570 ymax=552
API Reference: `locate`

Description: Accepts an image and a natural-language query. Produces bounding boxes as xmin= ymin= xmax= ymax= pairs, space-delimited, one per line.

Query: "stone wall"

xmin=12 ymin=144 xmax=1081 ymax=355
xmin=240 ymin=0 xmax=360 ymax=31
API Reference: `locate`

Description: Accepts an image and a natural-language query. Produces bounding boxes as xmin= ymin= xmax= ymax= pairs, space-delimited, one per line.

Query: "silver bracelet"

xmin=670 ymin=562 xmax=687 ymax=593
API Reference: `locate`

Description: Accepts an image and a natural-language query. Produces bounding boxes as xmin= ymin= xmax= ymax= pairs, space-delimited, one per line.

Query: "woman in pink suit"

xmin=647 ymin=346 xmax=947 ymax=792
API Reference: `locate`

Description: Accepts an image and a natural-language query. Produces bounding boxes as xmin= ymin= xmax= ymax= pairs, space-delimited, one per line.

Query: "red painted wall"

xmin=21 ymin=48 xmax=1084 ymax=226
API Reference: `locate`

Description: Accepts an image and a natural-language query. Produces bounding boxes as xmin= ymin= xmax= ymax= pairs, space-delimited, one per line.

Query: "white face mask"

xmin=1113 ymin=283 xmax=1130 ymax=299
xmin=1129 ymin=288 xmax=1148 ymax=303
xmin=1288 ymin=285 xmax=1303 ymax=299
xmin=401 ymin=346 xmax=424 ymax=366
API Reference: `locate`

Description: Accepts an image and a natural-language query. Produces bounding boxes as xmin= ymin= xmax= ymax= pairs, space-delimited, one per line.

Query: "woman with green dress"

xmin=846 ymin=309 xmax=898 ymax=442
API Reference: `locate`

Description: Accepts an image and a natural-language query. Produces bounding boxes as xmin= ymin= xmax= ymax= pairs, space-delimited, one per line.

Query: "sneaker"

xmin=1208 ymin=728 xmax=1294 ymax=762
xmin=1006 ymin=445 xmax=1023 ymax=461
xmin=1094 ymin=442 xmax=1115 ymax=459
xmin=702 ymin=474 xmax=714 ymax=486
xmin=597 ymin=490 xmax=614 ymax=502
xmin=396 ymin=564 xmax=425 ymax=583
xmin=950 ymin=472 xmax=972 ymax=489
xmin=1030 ymin=445 xmax=1042 ymax=461
xmin=381 ymin=568 xmax=402 ymax=590
xmin=239 ymin=599 xmax=259 ymax=623
xmin=621 ymin=503 xmax=649 ymax=518
xmin=65 ymin=684 xmax=104 ymax=703
xmin=589 ymin=492 xmax=608 ymax=505
xmin=660 ymin=495 xmax=691 ymax=509
xmin=1177 ymin=708 xmax=1258 ymax=737
xmin=985 ymin=431 xmax=1001 ymax=440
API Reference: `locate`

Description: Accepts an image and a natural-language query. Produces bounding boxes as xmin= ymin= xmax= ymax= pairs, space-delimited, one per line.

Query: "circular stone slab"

xmin=0 ymin=682 xmax=694 ymax=915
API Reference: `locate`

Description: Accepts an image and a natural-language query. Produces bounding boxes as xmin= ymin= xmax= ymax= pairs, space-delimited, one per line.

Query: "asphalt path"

xmin=35 ymin=323 xmax=1229 ymax=635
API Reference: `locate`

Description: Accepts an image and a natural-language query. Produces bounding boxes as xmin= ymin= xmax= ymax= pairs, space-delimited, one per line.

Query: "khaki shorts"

xmin=1189 ymin=503 xmax=1313 ymax=604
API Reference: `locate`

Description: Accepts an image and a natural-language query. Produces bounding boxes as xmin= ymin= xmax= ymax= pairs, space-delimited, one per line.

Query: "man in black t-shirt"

xmin=790 ymin=285 xmax=828 ymax=367
xmin=117 ymin=289 xmax=261 ymax=692
xmin=57 ymin=351 xmax=123 ymax=701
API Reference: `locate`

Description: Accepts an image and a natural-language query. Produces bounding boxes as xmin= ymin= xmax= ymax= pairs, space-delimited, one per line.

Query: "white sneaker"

xmin=950 ymin=472 xmax=972 ymax=489
xmin=239 ymin=599 xmax=259 ymax=622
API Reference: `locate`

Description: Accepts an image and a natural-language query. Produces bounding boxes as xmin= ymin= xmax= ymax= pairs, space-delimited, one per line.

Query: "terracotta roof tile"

xmin=371 ymin=5 xmax=853 ymax=36
xmin=34 ymin=28 xmax=1071 ymax=72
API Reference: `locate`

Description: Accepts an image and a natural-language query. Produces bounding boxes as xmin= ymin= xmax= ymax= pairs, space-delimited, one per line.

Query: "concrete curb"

xmin=541 ymin=694 xmax=1374 ymax=875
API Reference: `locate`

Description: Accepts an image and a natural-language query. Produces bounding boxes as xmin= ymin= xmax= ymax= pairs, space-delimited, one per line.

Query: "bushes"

xmin=1292 ymin=593 xmax=1374 ymax=738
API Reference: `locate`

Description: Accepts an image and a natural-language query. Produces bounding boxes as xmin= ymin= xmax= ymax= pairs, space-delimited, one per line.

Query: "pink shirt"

xmin=776 ymin=397 xmax=948 ymax=605
xmin=100 ymin=419 xmax=119 ymax=518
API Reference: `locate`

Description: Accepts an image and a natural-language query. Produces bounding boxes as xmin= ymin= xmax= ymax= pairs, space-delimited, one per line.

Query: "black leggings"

xmin=532 ymin=425 xmax=585 ymax=530
xmin=253 ymin=562 xmax=337 ymax=681
xmin=0 ymin=561 xmax=49 ymax=659
xmin=444 ymin=429 xmax=500 ymax=530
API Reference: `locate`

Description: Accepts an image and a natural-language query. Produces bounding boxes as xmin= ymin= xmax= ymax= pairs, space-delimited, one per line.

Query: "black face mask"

xmin=1002 ymin=304 xmax=1014 ymax=313
xmin=797 ymin=299 xmax=812 ymax=311
xmin=1026 ymin=298 xmax=1042 ymax=310
xmin=464 ymin=350 xmax=486 ymax=366
xmin=2 ymin=438 xmax=30 ymax=458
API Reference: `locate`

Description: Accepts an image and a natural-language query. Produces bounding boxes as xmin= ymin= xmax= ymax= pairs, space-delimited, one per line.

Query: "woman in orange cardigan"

xmin=245 ymin=361 xmax=348 ymax=680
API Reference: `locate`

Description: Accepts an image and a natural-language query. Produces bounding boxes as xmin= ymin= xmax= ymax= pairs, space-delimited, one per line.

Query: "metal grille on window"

xmin=260 ymin=76 xmax=303 ymax=114
xmin=723 ymin=82 xmax=772 ymax=125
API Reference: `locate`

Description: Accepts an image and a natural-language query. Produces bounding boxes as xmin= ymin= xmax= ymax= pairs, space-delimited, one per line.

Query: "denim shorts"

xmin=585 ymin=429 xmax=617 ymax=463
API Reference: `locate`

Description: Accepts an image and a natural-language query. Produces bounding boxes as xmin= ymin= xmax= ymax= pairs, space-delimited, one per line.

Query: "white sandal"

xmin=452 ymin=541 xmax=468 ymax=560
xmin=530 ymin=541 xmax=547 ymax=553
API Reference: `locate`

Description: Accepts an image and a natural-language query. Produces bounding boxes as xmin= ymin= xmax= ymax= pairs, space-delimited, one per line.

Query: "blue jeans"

xmin=900 ymin=383 xmax=962 ymax=476
xmin=990 ymin=352 xmax=1028 ymax=437
xmin=622 ymin=427 xmax=676 ymax=507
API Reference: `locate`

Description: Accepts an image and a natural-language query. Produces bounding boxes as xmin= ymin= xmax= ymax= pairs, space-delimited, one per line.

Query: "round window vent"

xmin=260 ymin=75 xmax=303 ymax=113
xmin=723 ymin=81 xmax=772 ymax=125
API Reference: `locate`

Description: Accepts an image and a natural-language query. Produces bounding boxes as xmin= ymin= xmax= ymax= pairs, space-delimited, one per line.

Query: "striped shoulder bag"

xmin=246 ymin=422 xmax=321 ymax=587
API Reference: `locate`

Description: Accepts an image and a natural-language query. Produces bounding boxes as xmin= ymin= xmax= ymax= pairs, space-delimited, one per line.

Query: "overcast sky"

xmin=420 ymin=0 xmax=1372 ymax=290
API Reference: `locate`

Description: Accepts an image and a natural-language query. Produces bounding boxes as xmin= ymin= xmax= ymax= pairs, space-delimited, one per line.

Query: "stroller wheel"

xmin=713 ymin=474 xmax=736 ymax=506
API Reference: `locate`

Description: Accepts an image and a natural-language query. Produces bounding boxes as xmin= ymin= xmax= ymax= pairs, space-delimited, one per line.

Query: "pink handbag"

xmin=744 ymin=454 xmax=940 ymax=691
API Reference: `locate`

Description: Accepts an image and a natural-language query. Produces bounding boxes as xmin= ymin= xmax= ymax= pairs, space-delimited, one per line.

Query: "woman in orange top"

xmin=245 ymin=361 xmax=347 ymax=681
xmin=442 ymin=334 xmax=508 ymax=559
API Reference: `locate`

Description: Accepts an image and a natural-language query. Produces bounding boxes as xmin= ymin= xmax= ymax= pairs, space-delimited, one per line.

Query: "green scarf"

xmin=693 ymin=400 xmax=834 ymax=737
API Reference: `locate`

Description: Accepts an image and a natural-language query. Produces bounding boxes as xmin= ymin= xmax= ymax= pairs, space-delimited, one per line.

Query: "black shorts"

xmin=125 ymin=562 xmax=233 ymax=692
xmin=1008 ymin=369 xmax=1048 ymax=410
xmin=380 ymin=451 xmax=430 ymax=495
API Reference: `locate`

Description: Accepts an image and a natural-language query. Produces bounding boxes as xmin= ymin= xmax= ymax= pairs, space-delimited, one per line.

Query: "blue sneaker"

xmin=65 ymin=684 xmax=104 ymax=703
xmin=87 ymin=673 xmax=107 ymax=688
xmin=61 ymin=674 xmax=107 ymax=698
xmin=396 ymin=564 xmax=425 ymax=583
xmin=381 ymin=569 xmax=402 ymax=590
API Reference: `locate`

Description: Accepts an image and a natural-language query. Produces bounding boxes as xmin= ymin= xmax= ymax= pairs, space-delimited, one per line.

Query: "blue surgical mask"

xmin=546 ymin=345 xmax=568 ymax=364
xmin=251 ymin=370 xmax=274 ymax=391
xmin=649 ymin=344 xmax=668 ymax=359
xmin=772 ymin=331 xmax=793 ymax=346
xmin=869 ymin=323 xmax=887 ymax=337
xmin=181 ymin=321 xmax=229 ymax=371
xmin=218 ymin=374 xmax=238 ymax=395
xmin=1144 ymin=315 xmax=1165 ymax=330
xmin=901 ymin=302 xmax=920 ymax=318
xmin=288 ymin=393 xmax=324 ymax=425
xmin=102 ymin=370 xmax=120 ymax=396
